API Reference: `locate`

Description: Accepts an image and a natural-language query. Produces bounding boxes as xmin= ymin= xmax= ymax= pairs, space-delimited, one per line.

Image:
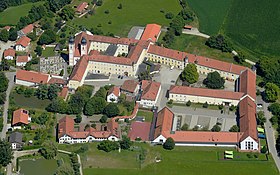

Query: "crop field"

xmin=223 ymin=0 xmax=280 ymax=58
xmin=59 ymin=143 xmax=278 ymax=175
xmin=187 ymin=0 xmax=233 ymax=35
xmin=70 ymin=0 xmax=181 ymax=37
xmin=0 ymin=2 xmax=44 ymax=25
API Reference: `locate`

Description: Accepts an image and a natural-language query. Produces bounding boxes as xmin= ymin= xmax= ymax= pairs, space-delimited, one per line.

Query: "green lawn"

xmin=136 ymin=110 xmax=153 ymax=122
xmin=187 ymin=0 xmax=233 ymax=35
xmin=69 ymin=0 xmax=181 ymax=37
xmin=59 ymin=143 xmax=278 ymax=175
xmin=0 ymin=2 xmax=44 ymax=25
xmin=11 ymin=92 xmax=51 ymax=110
xmin=159 ymin=33 xmax=235 ymax=63
xmin=223 ymin=0 xmax=280 ymax=59
xmin=42 ymin=47 xmax=56 ymax=57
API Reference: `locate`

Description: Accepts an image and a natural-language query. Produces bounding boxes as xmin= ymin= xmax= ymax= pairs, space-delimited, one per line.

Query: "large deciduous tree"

xmin=264 ymin=82 xmax=279 ymax=102
xmin=203 ymin=71 xmax=225 ymax=89
xmin=0 ymin=140 xmax=13 ymax=166
xmin=0 ymin=29 xmax=9 ymax=42
xmin=103 ymin=103 xmax=119 ymax=117
xmin=40 ymin=140 xmax=58 ymax=159
xmin=84 ymin=97 xmax=107 ymax=116
xmin=180 ymin=63 xmax=199 ymax=84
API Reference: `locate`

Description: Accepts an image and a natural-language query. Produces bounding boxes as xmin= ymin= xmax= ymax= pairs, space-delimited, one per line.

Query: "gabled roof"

xmin=148 ymin=45 xmax=187 ymax=61
xmin=3 ymin=48 xmax=15 ymax=57
xmin=108 ymin=86 xmax=120 ymax=97
xmin=12 ymin=108 xmax=29 ymax=126
xmin=141 ymin=80 xmax=161 ymax=101
xmin=16 ymin=36 xmax=31 ymax=47
xmin=69 ymin=56 xmax=89 ymax=81
xmin=16 ymin=69 xmax=49 ymax=84
xmin=239 ymin=97 xmax=258 ymax=141
xmin=58 ymin=116 xmax=75 ymax=137
xmin=58 ymin=86 xmax=69 ymax=99
xmin=48 ymin=77 xmax=66 ymax=85
xmin=141 ymin=24 xmax=161 ymax=42
xmin=21 ymin=24 xmax=34 ymax=35
xmin=121 ymin=80 xmax=139 ymax=93
xmin=169 ymin=85 xmax=244 ymax=100
xmin=16 ymin=55 xmax=29 ymax=63
xmin=187 ymin=54 xmax=247 ymax=75
xmin=76 ymin=2 xmax=88 ymax=13
xmin=154 ymin=107 xmax=174 ymax=139
xmin=9 ymin=132 xmax=23 ymax=144
xmin=239 ymin=69 xmax=256 ymax=100
xmin=128 ymin=121 xmax=151 ymax=141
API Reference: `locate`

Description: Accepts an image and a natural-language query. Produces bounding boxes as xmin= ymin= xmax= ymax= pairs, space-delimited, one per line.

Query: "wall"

xmin=15 ymin=79 xmax=35 ymax=87
xmin=87 ymin=61 xmax=134 ymax=76
xmin=15 ymin=45 xmax=26 ymax=51
xmin=240 ymin=136 xmax=258 ymax=151
xmin=146 ymin=53 xmax=184 ymax=69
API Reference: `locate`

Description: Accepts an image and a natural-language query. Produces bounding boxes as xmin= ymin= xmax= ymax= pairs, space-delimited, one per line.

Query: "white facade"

xmin=196 ymin=65 xmax=239 ymax=81
xmin=140 ymin=85 xmax=161 ymax=108
xmin=11 ymin=143 xmax=17 ymax=150
xmin=240 ymin=136 xmax=258 ymax=151
xmin=153 ymin=135 xmax=167 ymax=144
xmin=87 ymin=61 xmax=134 ymax=76
xmin=15 ymin=79 xmax=36 ymax=87
xmin=15 ymin=45 xmax=27 ymax=51
xmin=4 ymin=56 xmax=14 ymax=60
xmin=107 ymin=93 xmax=119 ymax=103
xmin=58 ymin=134 xmax=119 ymax=144
xmin=146 ymin=52 xmax=185 ymax=69
xmin=169 ymin=93 xmax=240 ymax=106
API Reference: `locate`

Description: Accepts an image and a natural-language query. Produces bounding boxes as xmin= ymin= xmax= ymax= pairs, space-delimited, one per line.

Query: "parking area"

xmin=171 ymin=106 xmax=237 ymax=131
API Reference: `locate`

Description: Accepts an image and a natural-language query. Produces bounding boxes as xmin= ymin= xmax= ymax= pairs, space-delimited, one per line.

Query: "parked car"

xmin=257 ymin=104 xmax=263 ymax=108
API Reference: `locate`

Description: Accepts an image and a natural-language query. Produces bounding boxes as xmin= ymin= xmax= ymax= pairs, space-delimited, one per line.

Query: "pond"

xmin=19 ymin=158 xmax=57 ymax=175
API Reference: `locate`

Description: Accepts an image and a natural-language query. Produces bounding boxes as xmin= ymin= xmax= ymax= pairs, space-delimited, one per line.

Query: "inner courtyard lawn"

xmin=69 ymin=0 xmax=181 ymax=37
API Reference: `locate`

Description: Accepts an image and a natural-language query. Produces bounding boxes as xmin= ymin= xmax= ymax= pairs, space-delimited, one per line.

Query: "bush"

xmin=261 ymin=146 xmax=267 ymax=154
xmin=104 ymin=10 xmax=109 ymax=14
xmin=165 ymin=12 xmax=174 ymax=19
xmin=218 ymin=104 xmax=223 ymax=110
xmin=203 ymin=102 xmax=208 ymax=108
xmin=229 ymin=105 xmax=236 ymax=111
xmin=186 ymin=100 xmax=191 ymax=106
xmin=75 ymin=114 xmax=82 ymax=123
xmin=117 ymin=3 xmax=122 ymax=9
xmin=246 ymin=153 xmax=253 ymax=158
xmin=211 ymin=124 xmax=221 ymax=132
xmin=163 ymin=137 xmax=175 ymax=150
xmin=97 ymin=140 xmax=119 ymax=152
xmin=96 ymin=0 xmax=103 ymax=6
xmin=167 ymin=99 xmax=173 ymax=105
xmin=270 ymin=115 xmax=278 ymax=126
xmin=99 ymin=115 xmax=108 ymax=123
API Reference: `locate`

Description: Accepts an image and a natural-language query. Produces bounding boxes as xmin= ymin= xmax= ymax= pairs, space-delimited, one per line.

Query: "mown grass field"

xmin=59 ymin=143 xmax=278 ymax=175
xmin=159 ymin=33 xmax=234 ymax=63
xmin=223 ymin=0 xmax=280 ymax=58
xmin=187 ymin=0 xmax=233 ymax=35
xmin=0 ymin=2 xmax=44 ymax=25
xmin=136 ymin=110 xmax=153 ymax=122
xmin=70 ymin=0 xmax=181 ymax=37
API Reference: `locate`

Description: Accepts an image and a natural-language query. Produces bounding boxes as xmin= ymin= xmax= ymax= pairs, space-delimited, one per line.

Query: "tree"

xmin=268 ymin=103 xmax=280 ymax=116
xmin=97 ymin=140 xmax=119 ymax=152
xmin=96 ymin=0 xmax=103 ymax=6
xmin=55 ymin=164 xmax=74 ymax=175
xmin=75 ymin=114 xmax=82 ymax=123
xmin=170 ymin=15 xmax=184 ymax=36
xmin=103 ymin=103 xmax=119 ymax=117
xmin=234 ymin=52 xmax=245 ymax=64
xmin=257 ymin=57 xmax=280 ymax=87
xmin=165 ymin=12 xmax=174 ymax=19
xmin=94 ymin=87 xmax=107 ymax=99
xmin=270 ymin=115 xmax=278 ymax=126
xmin=0 ymin=140 xmax=13 ymax=166
xmin=202 ymin=102 xmax=208 ymax=108
xmin=117 ymin=3 xmax=122 ymax=9
xmin=186 ymin=100 xmax=191 ymax=106
xmin=257 ymin=111 xmax=266 ymax=126
xmin=163 ymin=137 xmax=175 ymax=150
xmin=119 ymin=136 xmax=132 ymax=150
xmin=211 ymin=124 xmax=221 ymax=132
xmin=99 ymin=115 xmax=108 ymax=123
xmin=205 ymin=34 xmax=232 ymax=52
xmin=46 ymin=97 xmax=68 ymax=113
xmin=180 ymin=63 xmax=199 ymax=84
xmin=181 ymin=123 xmax=189 ymax=131
xmin=32 ymin=112 xmax=48 ymax=125
xmin=38 ymin=30 xmax=56 ymax=45
xmin=40 ymin=140 xmax=58 ymax=159
xmin=84 ymin=97 xmax=107 ymax=115
xmin=264 ymin=83 xmax=279 ymax=102
xmin=35 ymin=84 xmax=48 ymax=100
xmin=0 ymin=29 xmax=9 ymax=42
xmin=203 ymin=71 xmax=225 ymax=89
xmin=229 ymin=125 xmax=239 ymax=132
xmin=0 ymin=72 xmax=8 ymax=93
xmin=8 ymin=27 xmax=17 ymax=41
xmin=35 ymin=46 xmax=42 ymax=56
xmin=59 ymin=6 xmax=74 ymax=21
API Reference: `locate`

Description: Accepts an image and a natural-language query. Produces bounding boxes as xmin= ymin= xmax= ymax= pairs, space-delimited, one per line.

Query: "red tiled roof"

xmin=239 ymin=69 xmax=256 ymax=100
xmin=58 ymin=86 xmax=69 ymax=99
xmin=3 ymin=48 xmax=15 ymax=57
xmin=239 ymin=97 xmax=258 ymax=141
xmin=154 ymin=107 xmax=174 ymax=139
xmin=76 ymin=2 xmax=88 ymax=13
xmin=58 ymin=116 xmax=75 ymax=137
xmin=4 ymin=26 xmax=11 ymax=31
xmin=141 ymin=80 xmax=161 ymax=101
xmin=166 ymin=131 xmax=240 ymax=143
xmin=70 ymin=56 xmax=89 ymax=81
xmin=16 ymin=69 xmax=49 ymax=84
xmin=21 ymin=24 xmax=34 ymax=35
xmin=121 ymin=80 xmax=138 ymax=93
xmin=169 ymin=85 xmax=244 ymax=100
xmin=188 ymin=54 xmax=247 ymax=75
xmin=16 ymin=55 xmax=29 ymax=63
xmin=48 ymin=77 xmax=66 ymax=85
xmin=148 ymin=45 xmax=187 ymax=61
xmin=12 ymin=108 xmax=29 ymax=126
xmin=141 ymin=24 xmax=161 ymax=42
xmin=128 ymin=121 xmax=151 ymax=141
xmin=108 ymin=86 xmax=120 ymax=97
xmin=88 ymin=54 xmax=133 ymax=65
xmin=16 ymin=36 xmax=31 ymax=47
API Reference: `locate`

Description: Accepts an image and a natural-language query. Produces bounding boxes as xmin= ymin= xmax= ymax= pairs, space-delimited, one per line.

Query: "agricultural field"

xmin=159 ymin=33 xmax=234 ymax=63
xmin=59 ymin=143 xmax=278 ymax=175
xmin=70 ymin=0 xmax=181 ymax=37
xmin=0 ymin=2 xmax=44 ymax=25
xmin=187 ymin=0 xmax=233 ymax=35
xmin=223 ymin=0 xmax=280 ymax=58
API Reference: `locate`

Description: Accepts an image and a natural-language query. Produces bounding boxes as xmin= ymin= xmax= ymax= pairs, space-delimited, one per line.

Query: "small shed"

xmin=9 ymin=132 xmax=23 ymax=150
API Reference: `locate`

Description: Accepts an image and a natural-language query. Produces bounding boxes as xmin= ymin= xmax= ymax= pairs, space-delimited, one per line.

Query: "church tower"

xmin=81 ymin=37 xmax=87 ymax=56
xmin=69 ymin=36 xmax=75 ymax=66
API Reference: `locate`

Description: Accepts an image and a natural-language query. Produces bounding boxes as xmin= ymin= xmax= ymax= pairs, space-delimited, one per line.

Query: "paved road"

xmin=1 ymin=72 xmax=15 ymax=139
xmin=257 ymin=95 xmax=280 ymax=172
xmin=182 ymin=28 xmax=210 ymax=38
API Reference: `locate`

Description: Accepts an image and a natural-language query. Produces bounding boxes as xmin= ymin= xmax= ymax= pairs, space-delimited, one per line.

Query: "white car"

xmin=257 ymin=104 xmax=263 ymax=108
